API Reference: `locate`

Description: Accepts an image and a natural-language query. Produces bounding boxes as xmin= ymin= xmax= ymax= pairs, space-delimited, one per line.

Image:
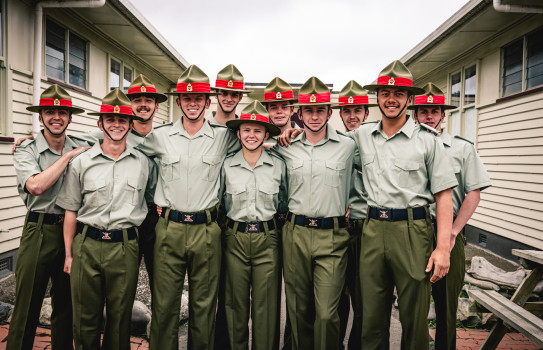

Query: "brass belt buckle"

xmin=182 ymin=213 xmax=195 ymax=223
xmin=379 ymin=208 xmax=392 ymax=221
xmin=307 ymin=218 xmax=318 ymax=227
xmin=247 ymin=222 xmax=259 ymax=233
xmin=101 ymin=231 xmax=112 ymax=240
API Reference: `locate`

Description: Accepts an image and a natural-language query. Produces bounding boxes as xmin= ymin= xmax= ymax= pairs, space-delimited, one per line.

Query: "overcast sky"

xmin=130 ymin=0 xmax=470 ymax=89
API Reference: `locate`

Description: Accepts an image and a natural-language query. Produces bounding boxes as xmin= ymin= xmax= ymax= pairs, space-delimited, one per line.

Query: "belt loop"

xmin=407 ymin=207 xmax=414 ymax=230
xmin=333 ymin=217 xmax=339 ymax=231
xmin=82 ymin=224 xmax=89 ymax=241
xmin=36 ymin=213 xmax=45 ymax=231
xmin=263 ymin=221 xmax=269 ymax=236
xmin=232 ymin=221 xmax=240 ymax=233
xmin=289 ymin=212 xmax=295 ymax=225
xmin=122 ymin=228 xmax=129 ymax=246
xmin=164 ymin=207 xmax=171 ymax=225
xmin=205 ymin=208 xmax=212 ymax=224
xmin=135 ymin=227 xmax=139 ymax=242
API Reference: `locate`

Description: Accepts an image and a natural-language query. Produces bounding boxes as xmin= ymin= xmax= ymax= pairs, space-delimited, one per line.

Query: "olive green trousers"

xmin=70 ymin=226 xmax=139 ymax=350
xmin=282 ymin=219 xmax=349 ymax=350
xmin=150 ymin=213 xmax=221 ymax=350
xmin=224 ymin=222 xmax=280 ymax=350
xmin=432 ymin=231 xmax=465 ymax=350
xmin=6 ymin=213 xmax=73 ymax=350
xmin=360 ymin=213 xmax=433 ymax=350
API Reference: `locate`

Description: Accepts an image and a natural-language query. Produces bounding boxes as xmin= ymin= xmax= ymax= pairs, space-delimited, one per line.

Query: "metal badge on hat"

xmin=276 ymin=92 xmax=282 ymax=99
xmin=310 ymin=94 xmax=316 ymax=103
xmin=228 ymin=80 xmax=234 ymax=88
xmin=427 ymin=96 xmax=433 ymax=103
xmin=54 ymin=99 xmax=60 ymax=106
xmin=388 ymin=78 xmax=395 ymax=85
xmin=141 ymin=86 xmax=147 ymax=92
xmin=187 ymin=84 xmax=193 ymax=92
xmin=348 ymin=96 xmax=354 ymax=104
xmin=114 ymin=106 xmax=120 ymax=113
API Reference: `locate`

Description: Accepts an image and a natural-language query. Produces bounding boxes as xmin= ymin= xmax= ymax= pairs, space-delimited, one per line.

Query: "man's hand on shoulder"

xmin=278 ymin=128 xmax=303 ymax=147
xmin=12 ymin=135 xmax=34 ymax=154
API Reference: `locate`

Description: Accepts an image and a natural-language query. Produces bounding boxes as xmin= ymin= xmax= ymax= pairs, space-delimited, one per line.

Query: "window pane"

xmin=502 ymin=39 xmax=523 ymax=96
xmin=45 ymin=19 xmax=65 ymax=81
xmin=69 ymin=32 xmax=86 ymax=88
xmin=110 ymin=59 xmax=120 ymax=91
xmin=0 ymin=2 xmax=3 ymax=57
xmin=464 ymin=65 xmax=476 ymax=105
xmin=123 ymin=66 xmax=132 ymax=92
xmin=450 ymin=110 xmax=460 ymax=137
xmin=527 ymin=27 xmax=543 ymax=89
xmin=464 ymin=107 xmax=476 ymax=143
xmin=450 ymin=72 xmax=461 ymax=107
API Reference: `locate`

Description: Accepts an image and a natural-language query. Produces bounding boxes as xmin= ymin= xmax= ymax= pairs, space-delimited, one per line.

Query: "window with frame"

xmin=448 ymin=63 xmax=478 ymax=142
xmin=109 ymin=57 xmax=133 ymax=92
xmin=501 ymin=26 xmax=543 ymax=96
xmin=45 ymin=18 xmax=87 ymax=89
xmin=1 ymin=0 xmax=7 ymax=137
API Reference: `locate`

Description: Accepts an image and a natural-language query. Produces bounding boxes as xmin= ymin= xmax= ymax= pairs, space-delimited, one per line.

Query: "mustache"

xmin=137 ymin=106 xmax=151 ymax=112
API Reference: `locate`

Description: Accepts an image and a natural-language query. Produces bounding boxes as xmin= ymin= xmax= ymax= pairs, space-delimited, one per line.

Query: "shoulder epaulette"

xmin=210 ymin=123 xmax=227 ymax=129
xmin=454 ymin=135 xmax=474 ymax=145
xmin=419 ymin=123 xmax=440 ymax=136
xmin=68 ymin=134 xmax=92 ymax=145
xmin=362 ymin=120 xmax=379 ymax=124
xmin=336 ymin=130 xmax=347 ymax=137
xmin=153 ymin=122 xmax=172 ymax=130
xmin=17 ymin=138 xmax=35 ymax=148
xmin=69 ymin=148 xmax=90 ymax=163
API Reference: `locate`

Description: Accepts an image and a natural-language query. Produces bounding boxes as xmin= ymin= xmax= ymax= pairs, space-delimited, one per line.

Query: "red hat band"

xmin=215 ymin=79 xmax=244 ymax=90
xmin=264 ymin=90 xmax=294 ymax=101
xmin=176 ymin=82 xmax=211 ymax=93
xmin=239 ymin=113 xmax=270 ymax=123
xmin=414 ymin=95 xmax=445 ymax=105
xmin=338 ymin=95 xmax=369 ymax=105
xmin=100 ymin=104 xmax=133 ymax=114
xmin=298 ymin=92 xmax=331 ymax=104
xmin=376 ymin=76 xmax=413 ymax=87
xmin=128 ymin=86 xmax=157 ymax=94
xmin=40 ymin=98 xmax=72 ymax=108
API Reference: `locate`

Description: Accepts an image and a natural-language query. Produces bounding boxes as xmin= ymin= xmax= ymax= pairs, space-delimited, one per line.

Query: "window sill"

xmin=47 ymin=78 xmax=92 ymax=97
xmin=496 ymin=85 xmax=543 ymax=104
xmin=0 ymin=136 xmax=15 ymax=143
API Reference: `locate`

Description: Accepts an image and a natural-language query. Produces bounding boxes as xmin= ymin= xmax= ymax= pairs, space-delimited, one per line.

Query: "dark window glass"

xmin=45 ymin=19 xmax=65 ymax=81
xmin=69 ymin=32 xmax=86 ymax=88
xmin=502 ymin=39 xmax=523 ymax=96
xmin=123 ymin=66 xmax=132 ymax=92
xmin=450 ymin=72 xmax=461 ymax=107
xmin=464 ymin=65 xmax=476 ymax=105
xmin=527 ymin=27 xmax=543 ymax=89
xmin=110 ymin=59 xmax=120 ymax=91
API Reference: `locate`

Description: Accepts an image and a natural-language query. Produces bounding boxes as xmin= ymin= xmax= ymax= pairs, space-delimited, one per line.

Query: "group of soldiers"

xmin=7 ymin=59 xmax=491 ymax=350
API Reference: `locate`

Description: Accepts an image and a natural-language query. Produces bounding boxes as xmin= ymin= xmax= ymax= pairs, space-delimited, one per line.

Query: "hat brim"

xmin=212 ymin=87 xmax=253 ymax=93
xmin=332 ymin=103 xmax=378 ymax=109
xmin=288 ymin=102 xmax=337 ymax=107
xmin=363 ymin=84 xmax=426 ymax=95
xmin=407 ymin=104 xmax=457 ymax=111
xmin=262 ymin=98 xmax=297 ymax=104
xmin=26 ymin=105 xmax=85 ymax=114
xmin=127 ymin=92 xmax=168 ymax=103
xmin=164 ymin=91 xmax=218 ymax=96
xmin=87 ymin=112 xmax=137 ymax=119
xmin=226 ymin=119 xmax=281 ymax=137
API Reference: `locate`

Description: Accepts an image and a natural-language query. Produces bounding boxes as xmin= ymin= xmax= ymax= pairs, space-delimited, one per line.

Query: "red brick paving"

xmin=0 ymin=324 xmax=540 ymax=349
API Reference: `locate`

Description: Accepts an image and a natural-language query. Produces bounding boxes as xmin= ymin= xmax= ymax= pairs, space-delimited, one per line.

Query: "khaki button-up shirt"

xmin=56 ymin=142 xmax=154 ymax=230
xmin=137 ymin=119 xmax=240 ymax=212
xmin=221 ymin=150 xmax=287 ymax=222
xmin=349 ymin=154 xmax=368 ymax=220
xmin=272 ymin=125 xmax=355 ymax=218
xmin=14 ymin=131 xmax=90 ymax=214
xmin=430 ymin=130 xmax=491 ymax=218
xmin=349 ymin=117 xmax=458 ymax=209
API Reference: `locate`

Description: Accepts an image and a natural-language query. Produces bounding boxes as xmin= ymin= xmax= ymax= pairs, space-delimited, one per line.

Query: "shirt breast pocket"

xmin=202 ymin=155 xmax=223 ymax=182
xmin=324 ymin=161 xmax=345 ymax=188
xmin=394 ymin=158 xmax=421 ymax=189
xmin=126 ymin=177 xmax=143 ymax=206
xmin=227 ymin=185 xmax=247 ymax=210
xmin=287 ymin=160 xmax=304 ymax=186
xmin=258 ymin=184 xmax=278 ymax=210
xmin=160 ymin=155 xmax=181 ymax=182
xmin=83 ymin=179 xmax=108 ymax=207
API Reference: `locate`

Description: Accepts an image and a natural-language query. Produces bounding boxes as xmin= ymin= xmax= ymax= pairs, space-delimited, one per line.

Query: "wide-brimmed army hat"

xmin=289 ymin=76 xmax=336 ymax=107
xmin=407 ymin=82 xmax=456 ymax=111
xmin=126 ymin=74 xmax=168 ymax=103
xmin=165 ymin=64 xmax=217 ymax=96
xmin=364 ymin=60 xmax=425 ymax=95
xmin=226 ymin=101 xmax=281 ymax=136
xmin=88 ymin=88 xmax=135 ymax=118
xmin=332 ymin=80 xmax=377 ymax=109
xmin=212 ymin=64 xmax=252 ymax=93
xmin=26 ymin=84 xmax=85 ymax=114
xmin=262 ymin=77 xmax=296 ymax=103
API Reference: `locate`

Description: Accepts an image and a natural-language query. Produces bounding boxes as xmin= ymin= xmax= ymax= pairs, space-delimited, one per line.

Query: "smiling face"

xmin=267 ymin=101 xmax=294 ymax=127
xmin=377 ymin=87 xmax=412 ymax=119
xmin=415 ymin=105 xmax=445 ymax=131
xmin=39 ymin=108 xmax=72 ymax=136
xmin=340 ymin=105 xmax=368 ymax=131
xmin=299 ymin=105 xmax=332 ymax=133
xmin=131 ymin=95 xmax=158 ymax=121
xmin=176 ymin=93 xmax=211 ymax=120
xmin=237 ymin=123 xmax=268 ymax=151
xmin=216 ymin=89 xmax=242 ymax=114
xmin=98 ymin=114 xmax=132 ymax=141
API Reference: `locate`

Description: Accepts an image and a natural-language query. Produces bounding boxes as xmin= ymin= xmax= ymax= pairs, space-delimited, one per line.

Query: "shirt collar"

xmin=88 ymin=140 xmax=137 ymax=160
xmin=371 ymin=116 xmax=416 ymax=139
xmin=36 ymin=131 xmax=79 ymax=155
xmin=230 ymin=149 xmax=274 ymax=170
xmin=296 ymin=124 xmax=340 ymax=145
xmin=440 ymin=130 xmax=452 ymax=147
xmin=169 ymin=118 xmax=215 ymax=139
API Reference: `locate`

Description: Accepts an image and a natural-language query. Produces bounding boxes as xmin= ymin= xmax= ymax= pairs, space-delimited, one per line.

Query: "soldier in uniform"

xmin=272 ymin=76 xmax=355 ymax=350
xmin=409 ymin=83 xmax=491 ymax=350
xmin=332 ymin=80 xmax=376 ymax=349
xmin=221 ymin=101 xmax=286 ymax=350
xmin=56 ymin=89 xmax=154 ymax=350
xmin=9 ymin=84 xmax=89 ymax=350
xmin=263 ymin=77 xmax=298 ymax=140
xmin=135 ymin=65 xmax=239 ymax=350
xmin=349 ymin=60 xmax=457 ymax=350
